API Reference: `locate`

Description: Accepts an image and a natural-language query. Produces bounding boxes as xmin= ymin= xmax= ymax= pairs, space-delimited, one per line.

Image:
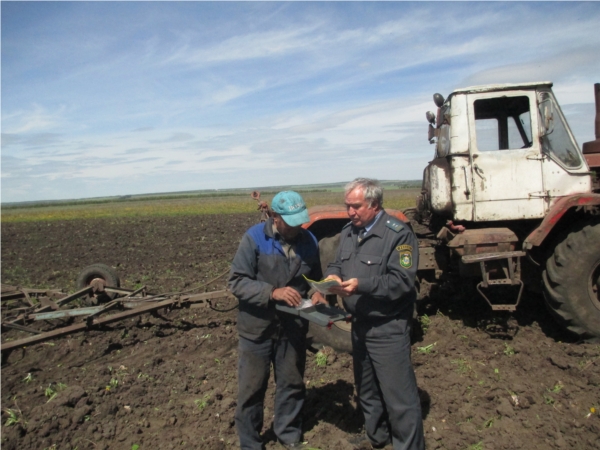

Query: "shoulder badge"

xmin=396 ymin=244 xmax=413 ymax=269
xmin=385 ymin=217 xmax=404 ymax=233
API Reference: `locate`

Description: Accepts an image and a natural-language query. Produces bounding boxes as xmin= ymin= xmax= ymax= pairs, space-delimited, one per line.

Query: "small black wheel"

xmin=543 ymin=218 xmax=600 ymax=341
xmin=76 ymin=264 xmax=121 ymax=303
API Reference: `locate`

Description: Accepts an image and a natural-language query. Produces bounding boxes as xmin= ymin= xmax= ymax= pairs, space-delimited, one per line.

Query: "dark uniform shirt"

xmin=325 ymin=210 xmax=418 ymax=322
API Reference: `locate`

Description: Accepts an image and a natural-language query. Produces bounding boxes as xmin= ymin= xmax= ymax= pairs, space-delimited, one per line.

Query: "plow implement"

xmin=1 ymin=264 xmax=350 ymax=358
xmin=1 ymin=279 xmax=236 ymax=357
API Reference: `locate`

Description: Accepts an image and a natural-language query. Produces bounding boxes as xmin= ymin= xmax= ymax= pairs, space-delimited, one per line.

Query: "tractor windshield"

xmin=538 ymin=91 xmax=583 ymax=169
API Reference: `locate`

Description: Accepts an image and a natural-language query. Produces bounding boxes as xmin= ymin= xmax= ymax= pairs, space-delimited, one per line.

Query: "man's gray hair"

xmin=345 ymin=178 xmax=383 ymax=208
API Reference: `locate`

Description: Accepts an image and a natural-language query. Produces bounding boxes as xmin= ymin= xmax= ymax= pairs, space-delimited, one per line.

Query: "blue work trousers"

xmin=352 ymin=317 xmax=425 ymax=450
xmin=236 ymin=330 xmax=307 ymax=450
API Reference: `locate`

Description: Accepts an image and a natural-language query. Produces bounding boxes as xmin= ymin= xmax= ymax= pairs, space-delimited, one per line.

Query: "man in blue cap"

xmin=229 ymin=191 xmax=325 ymax=450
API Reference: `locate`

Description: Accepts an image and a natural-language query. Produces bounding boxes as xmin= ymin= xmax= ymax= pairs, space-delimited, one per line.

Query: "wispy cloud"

xmin=2 ymin=2 xmax=599 ymax=202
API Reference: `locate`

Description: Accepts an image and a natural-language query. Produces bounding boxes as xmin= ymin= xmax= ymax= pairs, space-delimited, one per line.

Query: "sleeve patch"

xmin=396 ymin=245 xmax=413 ymax=268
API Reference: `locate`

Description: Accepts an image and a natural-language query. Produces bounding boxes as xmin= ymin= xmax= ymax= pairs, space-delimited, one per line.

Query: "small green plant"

xmin=22 ymin=373 xmax=33 ymax=383
xmin=548 ymin=381 xmax=563 ymax=394
xmin=483 ymin=417 xmax=495 ymax=428
xmin=419 ymin=314 xmax=431 ymax=333
xmin=503 ymin=343 xmax=515 ymax=356
xmin=543 ymin=394 xmax=555 ymax=405
xmin=451 ymin=358 xmax=472 ymax=375
xmin=315 ymin=351 xmax=328 ymax=367
xmin=109 ymin=378 xmax=119 ymax=389
xmin=132 ymin=445 xmax=140 ymax=450
xmin=417 ymin=343 xmax=436 ymax=354
xmin=45 ymin=385 xmax=57 ymax=402
xmin=467 ymin=442 xmax=484 ymax=450
xmin=194 ymin=394 xmax=211 ymax=410
xmin=4 ymin=408 xmax=22 ymax=427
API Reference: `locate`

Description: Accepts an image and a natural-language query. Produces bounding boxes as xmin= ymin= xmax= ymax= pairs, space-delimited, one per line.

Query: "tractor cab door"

xmin=466 ymin=91 xmax=546 ymax=221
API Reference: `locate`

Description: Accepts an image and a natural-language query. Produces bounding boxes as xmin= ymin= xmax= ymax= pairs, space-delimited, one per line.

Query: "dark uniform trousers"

xmin=352 ymin=316 xmax=425 ymax=450
xmin=236 ymin=324 xmax=307 ymax=450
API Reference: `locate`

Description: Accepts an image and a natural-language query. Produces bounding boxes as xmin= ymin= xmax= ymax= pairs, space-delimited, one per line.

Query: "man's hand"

xmin=272 ymin=287 xmax=302 ymax=307
xmin=324 ymin=275 xmax=342 ymax=284
xmin=311 ymin=292 xmax=327 ymax=305
xmin=328 ymin=278 xmax=359 ymax=297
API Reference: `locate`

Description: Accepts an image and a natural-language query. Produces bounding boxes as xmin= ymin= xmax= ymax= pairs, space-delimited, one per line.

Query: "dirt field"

xmin=1 ymin=213 xmax=599 ymax=450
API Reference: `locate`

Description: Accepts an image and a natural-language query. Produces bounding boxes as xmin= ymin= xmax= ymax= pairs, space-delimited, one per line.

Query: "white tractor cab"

xmin=422 ymin=82 xmax=593 ymax=223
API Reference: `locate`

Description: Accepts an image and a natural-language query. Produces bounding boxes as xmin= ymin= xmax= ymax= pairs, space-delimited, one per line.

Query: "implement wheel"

xmin=76 ymin=264 xmax=121 ymax=304
xmin=307 ymin=233 xmax=353 ymax=353
xmin=542 ymin=218 xmax=600 ymax=342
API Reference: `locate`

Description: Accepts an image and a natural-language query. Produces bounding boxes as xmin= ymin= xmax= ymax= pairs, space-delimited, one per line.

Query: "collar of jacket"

xmin=347 ymin=209 xmax=388 ymax=240
xmin=262 ymin=217 xmax=308 ymax=245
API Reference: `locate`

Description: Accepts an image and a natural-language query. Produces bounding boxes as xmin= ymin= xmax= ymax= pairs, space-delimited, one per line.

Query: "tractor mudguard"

xmin=524 ymin=193 xmax=600 ymax=249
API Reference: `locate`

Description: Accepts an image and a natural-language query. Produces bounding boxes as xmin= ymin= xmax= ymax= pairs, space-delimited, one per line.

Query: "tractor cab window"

xmin=538 ymin=92 xmax=582 ymax=169
xmin=474 ymin=96 xmax=532 ymax=152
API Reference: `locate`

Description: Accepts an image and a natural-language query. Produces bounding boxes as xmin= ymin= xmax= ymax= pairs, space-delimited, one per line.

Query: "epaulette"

xmin=385 ymin=217 xmax=404 ymax=233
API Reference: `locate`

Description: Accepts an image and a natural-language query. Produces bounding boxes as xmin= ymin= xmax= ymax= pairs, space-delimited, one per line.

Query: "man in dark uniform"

xmin=229 ymin=191 xmax=325 ymax=450
xmin=325 ymin=178 xmax=424 ymax=450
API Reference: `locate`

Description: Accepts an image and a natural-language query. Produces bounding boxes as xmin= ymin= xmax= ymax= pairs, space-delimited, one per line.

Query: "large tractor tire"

xmin=542 ymin=218 xmax=600 ymax=341
xmin=76 ymin=263 xmax=121 ymax=304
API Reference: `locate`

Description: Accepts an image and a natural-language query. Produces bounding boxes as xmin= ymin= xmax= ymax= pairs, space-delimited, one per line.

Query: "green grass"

xmin=1 ymin=186 xmax=420 ymax=222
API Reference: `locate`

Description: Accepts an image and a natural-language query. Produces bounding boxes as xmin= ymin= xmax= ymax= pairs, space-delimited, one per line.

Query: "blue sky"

xmin=2 ymin=1 xmax=600 ymax=203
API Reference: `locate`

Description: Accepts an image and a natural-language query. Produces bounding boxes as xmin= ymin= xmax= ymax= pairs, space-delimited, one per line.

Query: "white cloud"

xmin=2 ymin=2 xmax=599 ymax=202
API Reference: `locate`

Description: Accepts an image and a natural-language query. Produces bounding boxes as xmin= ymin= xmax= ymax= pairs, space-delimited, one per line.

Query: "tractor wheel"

xmin=76 ymin=264 xmax=121 ymax=304
xmin=542 ymin=218 xmax=600 ymax=341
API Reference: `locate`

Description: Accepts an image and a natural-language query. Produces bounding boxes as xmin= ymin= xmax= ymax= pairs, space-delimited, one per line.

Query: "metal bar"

xmin=1 ymin=322 xmax=42 ymax=335
xmin=55 ymin=287 xmax=94 ymax=306
xmin=1 ymin=297 xmax=178 ymax=353
xmin=180 ymin=290 xmax=234 ymax=303
xmin=85 ymin=300 xmax=120 ymax=324
xmin=479 ymin=261 xmax=488 ymax=288
xmin=9 ymin=286 xmax=93 ymax=324
xmin=123 ymin=286 xmax=146 ymax=299
xmin=462 ymin=251 xmax=526 ymax=264
xmin=28 ymin=306 xmax=104 ymax=321
xmin=23 ymin=291 xmax=35 ymax=307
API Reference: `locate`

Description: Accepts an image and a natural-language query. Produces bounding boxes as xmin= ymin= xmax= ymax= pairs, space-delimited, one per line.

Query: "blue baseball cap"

xmin=271 ymin=191 xmax=310 ymax=227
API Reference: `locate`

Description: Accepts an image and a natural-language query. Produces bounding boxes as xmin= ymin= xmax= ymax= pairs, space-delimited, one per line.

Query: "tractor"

xmin=305 ymin=81 xmax=600 ymax=350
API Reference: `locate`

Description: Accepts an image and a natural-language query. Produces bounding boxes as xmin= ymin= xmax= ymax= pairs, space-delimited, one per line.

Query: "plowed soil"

xmin=1 ymin=214 xmax=599 ymax=450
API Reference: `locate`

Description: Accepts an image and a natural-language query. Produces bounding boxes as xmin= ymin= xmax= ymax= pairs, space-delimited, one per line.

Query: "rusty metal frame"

xmin=461 ymin=251 xmax=526 ymax=312
xmin=1 ymin=283 xmax=236 ymax=355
